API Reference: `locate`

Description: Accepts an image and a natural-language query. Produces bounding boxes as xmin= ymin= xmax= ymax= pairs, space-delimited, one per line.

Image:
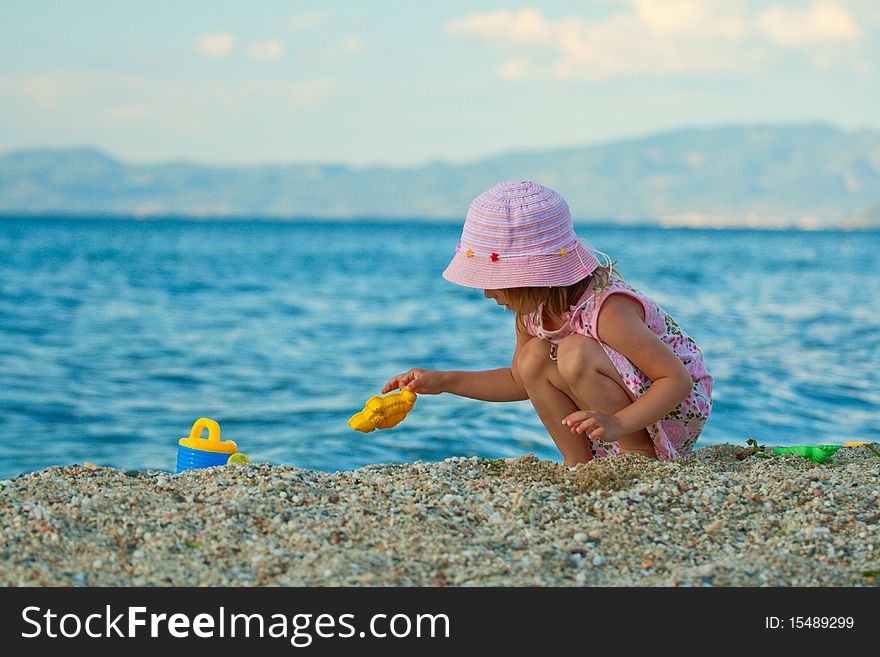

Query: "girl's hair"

xmin=508 ymin=259 xmax=622 ymax=332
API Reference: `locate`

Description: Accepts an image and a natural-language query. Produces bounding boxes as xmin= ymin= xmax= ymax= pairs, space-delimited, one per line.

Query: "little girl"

xmin=382 ymin=180 xmax=713 ymax=465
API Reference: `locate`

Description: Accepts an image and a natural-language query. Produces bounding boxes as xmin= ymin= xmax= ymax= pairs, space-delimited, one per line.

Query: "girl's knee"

xmin=516 ymin=337 xmax=554 ymax=382
xmin=556 ymin=335 xmax=605 ymax=384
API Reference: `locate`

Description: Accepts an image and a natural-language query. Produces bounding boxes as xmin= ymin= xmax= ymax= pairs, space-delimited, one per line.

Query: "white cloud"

xmin=338 ymin=36 xmax=365 ymax=52
xmin=446 ymin=1 xmax=866 ymax=81
xmin=756 ymin=2 xmax=859 ymax=46
xmin=247 ymin=40 xmax=284 ymax=61
xmin=633 ymin=0 xmax=745 ymax=38
xmin=240 ymin=79 xmax=337 ymax=108
xmin=0 ymin=72 xmax=58 ymax=110
xmin=289 ymin=12 xmax=331 ymax=31
xmin=498 ymin=58 xmax=543 ymax=80
xmin=447 ymin=8 xmax=554 ymax=46
xmin=634 ymin=0 xmax=703 ymax=33
xmin=0 ymin=72 xmax=337 ymax=125
xmin=447 ymin=5 xmax=751 ymax=81
xmin=194 ymin=33 xmax=236 ymax=58
xmin=0 ymin=71 xmax=140 ymax=111
xmin=99 ymin=103 xmax=155 ymax=121
xmin=324 ymin=36 xmax=365 ymax=62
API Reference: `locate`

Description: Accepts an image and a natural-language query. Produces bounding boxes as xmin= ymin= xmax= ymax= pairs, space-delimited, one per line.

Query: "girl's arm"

xmin=441 ymin=367 xmax=528 ymax=402
xmin=590 ymin=295 xmax=693 ymax=436
xmin=381 ymin=320 xmax=532 ymax=402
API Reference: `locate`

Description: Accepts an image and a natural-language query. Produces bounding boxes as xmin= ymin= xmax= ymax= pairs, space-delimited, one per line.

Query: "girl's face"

xmin=484 ymin=289 xmax=514 ymax=310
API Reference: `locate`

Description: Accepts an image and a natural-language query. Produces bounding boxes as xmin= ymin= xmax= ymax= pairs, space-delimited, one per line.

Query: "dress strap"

xmin=569 ymin=276 xmax=599 ymax=317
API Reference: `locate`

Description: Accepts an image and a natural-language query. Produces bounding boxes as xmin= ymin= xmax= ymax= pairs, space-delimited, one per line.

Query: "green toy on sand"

xmin=771 ymin=445 xmax=843 ymax=463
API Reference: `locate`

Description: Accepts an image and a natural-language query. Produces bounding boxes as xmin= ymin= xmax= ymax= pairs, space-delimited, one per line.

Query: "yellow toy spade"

xmin=348 ymin=389 xmax=417 ymax=433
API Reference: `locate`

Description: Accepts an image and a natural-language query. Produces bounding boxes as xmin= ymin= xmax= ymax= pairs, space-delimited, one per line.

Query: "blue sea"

xmin=1 ymin=217 xmax=878 ymax=478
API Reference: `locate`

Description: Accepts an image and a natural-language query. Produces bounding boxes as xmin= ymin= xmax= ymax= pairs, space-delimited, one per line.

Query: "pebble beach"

xmin=1 ymin=443 xmax=878 ymax=587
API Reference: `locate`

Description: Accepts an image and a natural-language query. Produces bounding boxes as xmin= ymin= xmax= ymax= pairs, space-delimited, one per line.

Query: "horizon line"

xmin=1 ymin=211 xmax=876 ymax=233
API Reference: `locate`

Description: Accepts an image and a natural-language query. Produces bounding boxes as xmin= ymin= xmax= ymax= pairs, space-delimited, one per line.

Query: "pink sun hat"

xmin=442 ymin=180 xmax=600 ymax=289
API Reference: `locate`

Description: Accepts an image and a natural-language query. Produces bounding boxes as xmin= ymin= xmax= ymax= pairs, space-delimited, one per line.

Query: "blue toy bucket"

xmin=175 ymin=418 xmax=237 ymax=473
xmin=176 ymin=445 xmax=231 ymax=473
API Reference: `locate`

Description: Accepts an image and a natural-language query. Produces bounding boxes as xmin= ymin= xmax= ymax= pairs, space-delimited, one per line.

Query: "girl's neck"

xmin=540 ymin=275 xmax=595 ymax=331
xmin=541 ymin=308 xmax=566 ymax=332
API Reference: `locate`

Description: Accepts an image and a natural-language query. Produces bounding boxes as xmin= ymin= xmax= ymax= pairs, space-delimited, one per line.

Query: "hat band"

xmin=456 ymin=240 xmax=580 ymax=258
xmin=455 ymin=238 xmax=611 ymax=270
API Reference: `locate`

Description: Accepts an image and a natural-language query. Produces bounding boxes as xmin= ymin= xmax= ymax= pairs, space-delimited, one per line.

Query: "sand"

xmin=1 ymin=443 xmax=877 ymax=586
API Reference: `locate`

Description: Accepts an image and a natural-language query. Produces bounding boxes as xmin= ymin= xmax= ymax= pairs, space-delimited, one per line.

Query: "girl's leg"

xmin=517 ymin=338 xmax=594 ymax=465
xmin=556 ymin=334 xmax=657 ymax=459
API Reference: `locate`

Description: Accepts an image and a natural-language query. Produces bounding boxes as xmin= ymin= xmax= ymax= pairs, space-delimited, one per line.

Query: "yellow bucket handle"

xmin=189 ymin=417 xmax=221 ymax=444
xmin=179 ymin=417 xmax=237 ymax=454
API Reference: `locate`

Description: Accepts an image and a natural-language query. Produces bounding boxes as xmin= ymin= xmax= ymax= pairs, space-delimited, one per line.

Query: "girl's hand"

xmin=562 ymin=410 xmax=624 ymax=442
xmin=381 ymin=368 xmax=447 ymax=395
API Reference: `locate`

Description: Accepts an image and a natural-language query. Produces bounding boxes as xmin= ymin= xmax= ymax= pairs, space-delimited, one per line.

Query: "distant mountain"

xmin=2 ymin=123 xmax=879 ymax=228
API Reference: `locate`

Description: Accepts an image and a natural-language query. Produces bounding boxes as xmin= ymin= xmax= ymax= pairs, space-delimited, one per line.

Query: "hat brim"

xmin=442 ymin=243 xmax=599 ymax=289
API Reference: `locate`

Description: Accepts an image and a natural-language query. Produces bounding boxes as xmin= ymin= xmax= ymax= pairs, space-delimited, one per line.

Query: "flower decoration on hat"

xmin=559 ymin=248 xmax=567 ymax=257
xmin=465 ymin=249 xmax=475 ymax=258
xmin=490 ymin=252 xmax=499 ymax=262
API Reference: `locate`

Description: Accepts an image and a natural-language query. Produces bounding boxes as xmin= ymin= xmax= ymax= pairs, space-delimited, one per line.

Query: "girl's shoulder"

xmin=587 ymin=274 xmax=656 ymax=337
xmin=588 ymin=273 xmax=640 ymax=309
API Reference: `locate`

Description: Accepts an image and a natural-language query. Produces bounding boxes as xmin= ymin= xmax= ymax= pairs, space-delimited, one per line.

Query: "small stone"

xmin=592 ymin=555 xmax=605 ymax=566
xmin=573 ymin=532 xmax=588 ymax=543
xmin=83 ymin=462 xmax=99 ymax=471
xmin=697 ymin=564 xmax=715 ymax=578
xmin=704 ymin=520 xmax=724 ymax=533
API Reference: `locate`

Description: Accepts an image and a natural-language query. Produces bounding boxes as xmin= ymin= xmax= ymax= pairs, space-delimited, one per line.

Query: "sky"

xmin=1 ymin=0 xmax=878 ymax=167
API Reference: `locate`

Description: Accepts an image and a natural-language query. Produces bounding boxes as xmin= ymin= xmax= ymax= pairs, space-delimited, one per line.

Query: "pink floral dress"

xmin=523 ymin=274 xmax=713 ymax=461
